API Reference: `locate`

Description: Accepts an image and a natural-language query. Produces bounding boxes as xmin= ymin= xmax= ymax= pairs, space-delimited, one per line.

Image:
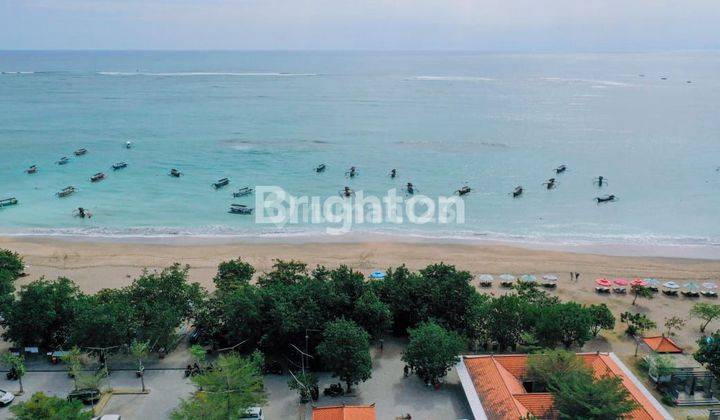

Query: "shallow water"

xmin=1 ymin=51 xmax=719 ymax=246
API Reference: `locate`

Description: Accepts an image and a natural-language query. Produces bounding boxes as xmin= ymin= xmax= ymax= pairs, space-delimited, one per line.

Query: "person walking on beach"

xmin=575 ymin=272 xmax=580 ymax=282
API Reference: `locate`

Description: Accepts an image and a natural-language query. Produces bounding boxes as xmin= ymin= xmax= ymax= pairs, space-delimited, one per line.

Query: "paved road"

xmin=0 ymin=339 xmax=471 ymax=419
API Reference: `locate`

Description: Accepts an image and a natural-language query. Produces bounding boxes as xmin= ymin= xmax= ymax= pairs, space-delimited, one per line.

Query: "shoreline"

xmin=2 ymin=231 xmax=720 ymax=260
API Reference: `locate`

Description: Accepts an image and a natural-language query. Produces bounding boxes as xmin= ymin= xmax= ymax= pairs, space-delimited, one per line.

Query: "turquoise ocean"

xmin=0 ymin=51 xmax=719 ymax=246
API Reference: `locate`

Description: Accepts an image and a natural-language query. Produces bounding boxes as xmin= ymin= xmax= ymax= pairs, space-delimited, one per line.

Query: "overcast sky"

xmin=1 ymin=0 xmax=719 ymax=51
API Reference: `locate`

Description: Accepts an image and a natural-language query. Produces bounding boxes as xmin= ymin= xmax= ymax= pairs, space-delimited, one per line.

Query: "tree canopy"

xmin=402 ymin=321 xmax=466 ymax=384
xmin=10 ymin=392 xmax=91 ymax=420
xmin=690 ymin=303 xmax=720 ymax=333
xmin=316 ymin=319 xmax=372 ymax=392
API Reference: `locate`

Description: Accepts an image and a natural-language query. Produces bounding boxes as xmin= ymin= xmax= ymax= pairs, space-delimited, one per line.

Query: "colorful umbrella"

xmin=702 ymin=282 xmax=718 ymax=290
xmin=644 ymin=278 xmax=661 ymax=288
xmin=478 ymin=274 xmax=494 ymax=283
xmin=663 ymin=281 xmax=680 ymax=290
xmin=542 ymin=274 xmax=559 ymax=282
xmin=630 ymin=278 xmax=647 ymax=287
xmin=369 ymin=271 xmax=386 ymax=279
xmin=499 ymin=274 xmax=516 ymax=282
xmin=684 ymin=282 xmax=700 ymax=292
xmin=596 ymin=278 xmax=612 ymax=287
xmin=519 ymin=274 xmax=537 ymax=283
xmin=614 ymin=278 xmax=629 ymax=286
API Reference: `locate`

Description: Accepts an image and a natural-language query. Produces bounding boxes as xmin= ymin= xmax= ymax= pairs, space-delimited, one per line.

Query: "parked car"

xmin=239 ymin=407 xmax=263 ymax=420
xmin=0 ymin=390 xmax=14 ymax=407
xmin=67 ymin=388 xmax=101 ymax=405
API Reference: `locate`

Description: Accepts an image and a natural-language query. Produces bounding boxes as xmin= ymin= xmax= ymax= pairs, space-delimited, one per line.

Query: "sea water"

xmin=0 ymin=51 xmax=719 ymax=246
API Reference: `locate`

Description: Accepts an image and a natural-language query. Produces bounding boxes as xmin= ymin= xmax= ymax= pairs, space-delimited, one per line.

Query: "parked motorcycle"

xmin=323 ymin=383 xmax=344 ymax=397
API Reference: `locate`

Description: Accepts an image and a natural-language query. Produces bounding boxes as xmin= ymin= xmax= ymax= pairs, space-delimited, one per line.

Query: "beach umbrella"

xmin=663 ymin=281 xmax=680 ymax=290
xmin=596 ymin=278 xmax=612 ymax=287
xmin=684 ymin=282 xmax=700 ymax=292
xmin=630 ymin=278 xmax=647 ymax=287
xmin=645 ymin=278 xmax=661 ymax=288
xmin=542 ymin=274 xmax=559 ymax=282
xmin=369 ymin=271 xmax=386 ymax=279
xmin=478 ymin=274 xmax=494 ymax=283
xmin=702 ymin=282 xmax=718 ymax=290
xmin=614 ymin=278 xmax=629 ymax=286
xmin=499 ymin=274 xmax=516 ymax=282
xmin=519 ymin=274 xmax=537 ymax=283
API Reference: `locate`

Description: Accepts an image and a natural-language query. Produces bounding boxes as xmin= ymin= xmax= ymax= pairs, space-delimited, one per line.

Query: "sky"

xmin=1 ymin=0 xmax=719 ymax=51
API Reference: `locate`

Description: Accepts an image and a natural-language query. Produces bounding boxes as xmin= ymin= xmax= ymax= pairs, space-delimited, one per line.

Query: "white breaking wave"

xmin=1 ymin=71 xmax=35 ymax=75
xmin=412 ymin=75 xmax=495 ymax=82
xmin=541 ymin=77 xmax=632 ymax=87
xmin=97 ymin=71 xmax=318 ymax=77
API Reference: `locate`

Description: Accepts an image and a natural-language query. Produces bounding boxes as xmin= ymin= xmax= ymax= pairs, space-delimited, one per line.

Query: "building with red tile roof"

xmin=312 ymin=404 xmax=376 ymax=420
xmin=642 ymin=336 xmax=683 ymax=353
xmin=456 ymin=352 xmax=673 ymax=420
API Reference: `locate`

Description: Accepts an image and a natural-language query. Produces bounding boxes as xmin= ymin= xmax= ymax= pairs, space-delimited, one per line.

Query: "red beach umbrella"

xmin=630 ymin=278 xmax=647 ymax=287
xmin=596 ymin=278 xmax=612 ymax=287
xmin=614 ymin=278 xmax=629 ymax=286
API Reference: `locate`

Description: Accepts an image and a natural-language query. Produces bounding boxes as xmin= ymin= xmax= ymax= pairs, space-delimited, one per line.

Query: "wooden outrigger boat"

xmin=90 ymin=172 xmax=105 ymax=182
xmin=456 ymin=186 xmax=471 ymax=196
xmin=315 ymin=164 xmax=326 ymax=173
xmin=57 ymin=186 xmax=76 ymax=198
xmin=229 ymin=204 xmax=253 ymax=215
xmin=57 ymin=157 xmax=69 ymax=165
xmin=232 ymin=187 xmax=254 ymax=198
xmin=596 ymin=194 xmax=616 ymax=203
xmin=555 ymin=164 xmax=567 ymax=174
xmin=0 ymin=197 xmax=18 ymax=207
xmin=170 ymin=168 xmax=182 ymax=177
xmin=213 ymin=178 xmax=229 ymax=189
xmin=74 ymin=148 xmax=88 ymax=156
xmin=112 ymin=162 xmax=128 ymax=170
xmin=512 ymin=186 xmax=523 ymax=197
xmin=26 ymin=165 xmax=38 ymax=174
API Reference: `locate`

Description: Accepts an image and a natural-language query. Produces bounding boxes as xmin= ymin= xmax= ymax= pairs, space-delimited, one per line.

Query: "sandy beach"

xmin=3 ymin=235 xmax=720 ymax=354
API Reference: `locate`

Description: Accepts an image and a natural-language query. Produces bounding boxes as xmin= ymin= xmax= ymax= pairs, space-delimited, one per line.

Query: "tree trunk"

xmin=632 ymin=293 xmax=638 ymax=305
xmin=346 ymin=382 xmax=351 ymax=393
xmin=140 ymin=374 xmax=146 ymax=392
xmin=701 ymin=319 xmax=711 ymax=333
xmin=18 ymin=375 xmax=23 ymax=394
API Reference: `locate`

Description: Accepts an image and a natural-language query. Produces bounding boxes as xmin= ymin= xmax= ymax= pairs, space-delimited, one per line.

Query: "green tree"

xmin=551 ymin=368 xmax=637 ymax=419
xmin=402 ymin=322 xmax=466 ymax=384
xmin=62 ymin=347 xmax=83 ymax=390
xmin=0 ymin=249 xmax=24 ymax=279
xmin=588 ymin=304 xmax=615 ymax=337
xmin=214 ymin=258 xmax=255 ymax=292
xmin=127 ymin=264 xmax=204 ymax=352
xmin=694 ymin=332 xmax=720 ymax=380
xmin=287 ymin=371 xmax=317 ymax=403
xmin=189 ymin=344 xmax=207 ymax=368
xmin=9 ymin=392 xmax=91 ymax=420
xmin=664 ymin=316 xmax=686 ymax=337
xmin=527 ymin=349 xmax=587 ymax=386
xmin=257 ymin=260 xmax=308 ymax=287
xmin=130 ymin=340 xmax=150 ymax=392
xmin=620 ymin=313 xmax=657 ymax=356
xmin=69 ymin=289 xmax=138 ymax=349
xmin=2 ymin=277 xmax=83 ymax=349
xmin=631 ymin=285 xmax=654 ymax=306
xmin=535 ymin=302 xmax=592 ymax=349
xmin=0 ymin=270 xmax=16 ymax=317
xmin=316 ymin=319 xmax=372 ymax=392
xmin=171 ymin=352 xmax=267 ymax=420
xmin=485 ymin=295 xmax=525 ymax=351
xmin=378 ymin=265 xmax=427 ymax=334
xmin=2 ymin=352 xmax=26 ymax=394
xmin=690 ymin=303 xmax=720 ymax=333
xmin=352 ymin=290 xmax=392 ymax=339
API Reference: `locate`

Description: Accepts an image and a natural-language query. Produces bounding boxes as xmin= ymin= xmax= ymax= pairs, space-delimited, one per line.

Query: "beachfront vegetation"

xmin=663 ymin=315 xmax=686 ymax=337
xmin=402 ymin=321 xmax=466 ymax=384
xmin=316 ymin=319 xmax=372 ymax=392
xmin=527 ymin=350 xmax=637 ymax=419
xmin=9 ymin=392 xmax=91 ymax=420
xmin=694 ymin=332 xmax=720 ymax=380
xmin=172 ymin=352 xmax=267 ymax=420
xmin=0 ymin=249 xmax=24 ymax=279
xmin=690 ymin=303 xmax=720 ymax=333
xmin=631 ymin=284 xmax=654 ymax=306
xmin=588 ymin=304 xmax=615 ymax=337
